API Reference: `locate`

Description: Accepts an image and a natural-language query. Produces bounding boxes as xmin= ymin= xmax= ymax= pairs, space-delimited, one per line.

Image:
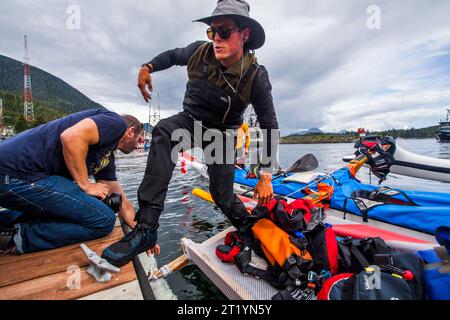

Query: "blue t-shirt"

xmin=0 ymin=108 xmax=127 ymax=182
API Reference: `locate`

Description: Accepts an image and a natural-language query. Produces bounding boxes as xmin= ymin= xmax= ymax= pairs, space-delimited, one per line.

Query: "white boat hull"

xmin=344 ymin=143 xmax=450 ymax=183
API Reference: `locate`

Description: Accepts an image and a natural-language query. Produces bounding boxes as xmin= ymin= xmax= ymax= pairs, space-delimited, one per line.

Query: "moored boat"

xmin=436 ymin=109 xmax=450 ymax=143
xmin=343 ymin=137 xmax=450 ymax=183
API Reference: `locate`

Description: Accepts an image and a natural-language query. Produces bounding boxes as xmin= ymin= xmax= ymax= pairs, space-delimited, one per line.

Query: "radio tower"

xmin=23 ymin=35 xmax=34 ymax=122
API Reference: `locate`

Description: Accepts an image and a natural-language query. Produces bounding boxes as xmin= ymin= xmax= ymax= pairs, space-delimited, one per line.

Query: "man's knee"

xmin=220 ymin=207 xmax=247 ymax=229
xmin=213 ymin=194 xmax=248 ymax=229
xmin=92 ymin=208 xmax=116 ymax=238
xmin=152 ymin=118 xmax=178 ymax=138
xmin=153 ymin=114 xmax=192 ymax=142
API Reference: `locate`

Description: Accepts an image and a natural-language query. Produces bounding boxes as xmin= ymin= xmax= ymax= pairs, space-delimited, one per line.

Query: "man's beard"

xmin=119 ymin=143 xmax=134 ymax=154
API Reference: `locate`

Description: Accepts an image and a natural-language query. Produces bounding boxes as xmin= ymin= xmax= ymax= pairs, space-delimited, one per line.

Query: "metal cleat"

xmin=80 ymin=243 xmax=120 ymax=283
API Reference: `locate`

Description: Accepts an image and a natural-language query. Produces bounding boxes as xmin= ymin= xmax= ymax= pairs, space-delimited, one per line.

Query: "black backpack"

xmin=337 ymin=237 xmax=392 ymax=273
xmin=336 ymin=237 xmax=425 ymax=300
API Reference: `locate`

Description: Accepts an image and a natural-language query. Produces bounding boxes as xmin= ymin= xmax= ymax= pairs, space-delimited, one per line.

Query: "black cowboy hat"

xmin=194 ymin=0 xmax=265 ymax=50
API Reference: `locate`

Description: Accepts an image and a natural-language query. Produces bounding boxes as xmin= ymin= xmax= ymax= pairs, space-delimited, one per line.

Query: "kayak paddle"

xmin=280 ymin=153 xmax=319 ymax=175
xmin=241 ymin=153 xmax=319 ymax=197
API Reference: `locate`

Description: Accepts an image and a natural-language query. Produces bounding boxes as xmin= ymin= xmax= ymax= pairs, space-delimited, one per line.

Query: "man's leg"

xmin=0 ymin=209 xmax=26 ymax=227
xmin=137 ymin=112 xmax=196 ymax=224
xmin=0 ymin=176 xmax=116 ymax=253
xmin=205 ymin=130 xmax=248 ymax=229
xmin=208 ymin=163 xmax=248 ymax=229
xmin=103 ymin=112 xmax=196 ymax=266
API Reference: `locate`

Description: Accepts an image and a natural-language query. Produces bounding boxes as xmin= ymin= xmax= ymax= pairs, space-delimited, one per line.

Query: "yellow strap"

xmin=192 ymin=188 xmax=214 ymax=204
xmin=236 ymin=123 xmax=250 ymax=150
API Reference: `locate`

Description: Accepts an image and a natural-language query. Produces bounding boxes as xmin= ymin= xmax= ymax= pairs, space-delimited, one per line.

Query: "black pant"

xmin=137 ymin=112 xmax=248 ymax=228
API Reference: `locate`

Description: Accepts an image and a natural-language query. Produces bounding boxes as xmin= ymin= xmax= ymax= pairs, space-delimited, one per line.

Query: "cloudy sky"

xmin=1 ymin=0 xmax=449 ymax=135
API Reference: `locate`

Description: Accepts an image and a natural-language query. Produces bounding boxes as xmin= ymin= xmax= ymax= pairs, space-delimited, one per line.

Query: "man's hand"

xmin=138 ymin=65 xmax=153 ymax=103
xmin=80 ymin=182 xmax=109 ymax=200
xmin=147 ymin=244 xmax=161 ymax=257
xmin=254 ymin=173 xmax=274 ymax=206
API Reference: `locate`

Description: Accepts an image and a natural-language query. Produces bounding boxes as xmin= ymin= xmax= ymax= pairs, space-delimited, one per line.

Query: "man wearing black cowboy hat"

xmin=102 ymin=0 xmax=279 ymax=267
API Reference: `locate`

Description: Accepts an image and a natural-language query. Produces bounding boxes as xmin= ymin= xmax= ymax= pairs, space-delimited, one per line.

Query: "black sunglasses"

xmin=206 ymin=26 xmax=241 ymax=40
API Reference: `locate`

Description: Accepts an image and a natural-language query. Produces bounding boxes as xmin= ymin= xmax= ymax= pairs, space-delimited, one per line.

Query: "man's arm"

xmin=250 ymin=66 xmax=280 ymax=205
xmin=60 ymin=118 xmax=109 ymax=199
xmin=251 ymin=65 xmax=280 ymax=171
xmin=144 ymin=40 xmax=207 ymax=72
xmin=138 ymin=41 xmax=206 ymax=102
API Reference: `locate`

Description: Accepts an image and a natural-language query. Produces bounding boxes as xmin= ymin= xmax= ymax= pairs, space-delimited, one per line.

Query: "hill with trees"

xmin=0 ymin=54 xmax=104 ymax=132
xmin=0 ymin=91 xmax=68 ymax=132
xmin=281 ymin=126 xmax=439 ymax=144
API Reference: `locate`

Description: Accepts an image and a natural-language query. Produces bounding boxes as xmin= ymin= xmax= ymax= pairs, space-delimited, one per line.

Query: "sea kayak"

xmin=192 ymin=188 xmax=437 ymax=253
xmin=234 ymin=167 xmax=450 ymax=235
xmin=180 ymin=152 xmax=450 ymax=235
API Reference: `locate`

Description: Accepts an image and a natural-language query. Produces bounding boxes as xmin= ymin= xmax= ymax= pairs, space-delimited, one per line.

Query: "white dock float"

xmin=182 ymin=228 xmax=278 ymax=300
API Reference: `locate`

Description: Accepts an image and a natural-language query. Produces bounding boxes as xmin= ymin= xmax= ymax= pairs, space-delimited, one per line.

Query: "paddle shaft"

xmin=149 ymin=254 xmax=191 ymax=279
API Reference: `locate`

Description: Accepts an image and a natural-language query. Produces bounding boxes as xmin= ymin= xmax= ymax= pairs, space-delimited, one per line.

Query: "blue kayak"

xmin=234 ymin=167 xmax=450 ymax=235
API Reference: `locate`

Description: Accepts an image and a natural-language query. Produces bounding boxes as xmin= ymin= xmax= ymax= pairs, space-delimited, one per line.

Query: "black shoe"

xmin=101 ymin=223 xmax=158 ymax=267
xmin=0 ymin=227 xmax=17 ymax=256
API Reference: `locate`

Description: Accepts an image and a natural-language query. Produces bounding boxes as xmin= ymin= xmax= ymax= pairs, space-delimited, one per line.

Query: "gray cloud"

xmin=1 ymin=0 xmax=449 ymax=135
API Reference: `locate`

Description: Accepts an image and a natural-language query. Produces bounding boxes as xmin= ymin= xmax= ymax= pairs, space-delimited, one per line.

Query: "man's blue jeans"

xmin=0 ymin=175 xmax=116 ymax=254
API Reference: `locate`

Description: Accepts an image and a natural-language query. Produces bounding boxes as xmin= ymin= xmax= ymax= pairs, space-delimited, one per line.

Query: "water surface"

xmin=115 ymin=139 xmax=450 ymax=300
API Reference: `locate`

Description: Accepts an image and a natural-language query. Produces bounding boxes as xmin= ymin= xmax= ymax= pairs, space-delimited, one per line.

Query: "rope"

xmin=218 ymin=56 xmax=244 ymax=94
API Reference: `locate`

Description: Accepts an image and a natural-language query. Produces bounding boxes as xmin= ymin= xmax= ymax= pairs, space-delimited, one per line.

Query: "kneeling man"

xmin=0 ymin=108 xmax=144 ymax=255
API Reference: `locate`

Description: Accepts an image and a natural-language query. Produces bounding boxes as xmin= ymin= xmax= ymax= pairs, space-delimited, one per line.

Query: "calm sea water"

xmin=115 ymin=139 xmax=450 ymax=300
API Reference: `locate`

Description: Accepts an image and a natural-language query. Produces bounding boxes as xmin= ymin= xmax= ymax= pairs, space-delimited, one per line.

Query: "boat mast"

xmin=148 ymin=92 xmax=161 ymax=127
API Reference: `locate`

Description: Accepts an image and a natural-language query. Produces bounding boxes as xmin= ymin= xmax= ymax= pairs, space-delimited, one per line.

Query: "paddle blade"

xmin=286 ymin=154 xmax=319 ymax=174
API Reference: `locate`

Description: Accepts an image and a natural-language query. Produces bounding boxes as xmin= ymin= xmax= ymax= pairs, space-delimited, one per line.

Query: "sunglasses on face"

xmin=206 ymin=26 xmax=241 ymax=40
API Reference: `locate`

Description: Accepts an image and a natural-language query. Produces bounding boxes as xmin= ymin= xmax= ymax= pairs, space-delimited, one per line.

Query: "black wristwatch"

xmin=141 ymin=63 xmax=153 ymax=72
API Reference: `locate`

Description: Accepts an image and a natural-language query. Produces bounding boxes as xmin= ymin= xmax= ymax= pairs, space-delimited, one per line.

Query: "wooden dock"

xmin=0 ymin=219 xmax=145 ymax=300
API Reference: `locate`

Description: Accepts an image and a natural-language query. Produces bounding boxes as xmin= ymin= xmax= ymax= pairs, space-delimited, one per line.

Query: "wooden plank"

xmin=0 ymin=227 xmax=124 ymax=287
xmin=0 ymin=220 xmax=123 ymax=267
xmin=0 ymin=261 xmax=136 ymax=300
xmin=78 ymin=280 xmax=143 ymax=300
xmin=0 ymin=226 xmax=123 ymax=266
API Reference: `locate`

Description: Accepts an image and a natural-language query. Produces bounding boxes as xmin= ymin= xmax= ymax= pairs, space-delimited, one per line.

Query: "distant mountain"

xmin=0 ymin=54 xmax=103 ymax=114
xmin=292 ymin=127 xmax=323 ymax=136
